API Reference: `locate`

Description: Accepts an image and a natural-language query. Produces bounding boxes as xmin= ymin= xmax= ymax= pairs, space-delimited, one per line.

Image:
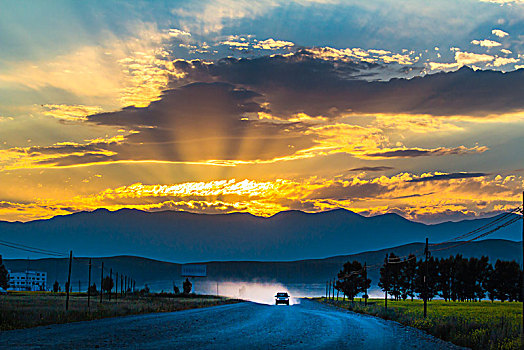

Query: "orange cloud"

xmin=1 ymin=173 xmax=520 ymax=223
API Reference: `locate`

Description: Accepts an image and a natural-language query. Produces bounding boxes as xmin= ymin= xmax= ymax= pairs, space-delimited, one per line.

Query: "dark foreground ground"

xmin=0 ymin=299 xmax=463 ymax=349
xmin=0 ymin=293 xmax=237 ymax=331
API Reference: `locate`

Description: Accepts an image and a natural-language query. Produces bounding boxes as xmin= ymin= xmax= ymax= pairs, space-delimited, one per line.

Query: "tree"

xmin=139 ymin=284 xmax=150 ymax=296
xmin=336 ymin=260 xmax=370 ymax=301
xmin=401 ymin=254 xmax=417 ymax=301
xmin=436 ymin=256 xmax=453 ymax=302
xmin=0 ymin=255 xmax=9 ymax=289
xmin=102 ymin=276 xmax=114 ymax=294
xmin=450 ymin=254 xmax=467 ymax=301
xmin=53 ymin=281 xmax=60 ymax=292
xmin=183 ymin=278 xmax=192 ymax=294
xmin=379 ymin=253 xmax=403 ymax=300
xmin=415 ymin=256 xmax=438 ymax=301
xmin=378 ymin=255 xmax=391 ymax=299
xmin=173 ymin=284 xmax=180 ymax=294
xmin=387 ymin=254 xmax=403 ymax=301
xmin=485 ymin=264 xmax=497 ymax=302
xmin=88 ymin=283 xmax=98 ymax=295
xmin=493 ymin=260 xmax=521 ymax=302
xmin=473 ymin=256 xmax=490 ymax=302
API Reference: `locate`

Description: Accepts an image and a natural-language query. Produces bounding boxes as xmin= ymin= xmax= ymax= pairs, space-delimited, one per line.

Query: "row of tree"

xmin=336 ymin=254 xmax=522 ymax=302
xmin=0 ymin=255 xmax=8 ymax=289
xmin=0 ymin=255 xmax=194 ymax=295
xmin=52 ymin=277 xmax=193 ymax=295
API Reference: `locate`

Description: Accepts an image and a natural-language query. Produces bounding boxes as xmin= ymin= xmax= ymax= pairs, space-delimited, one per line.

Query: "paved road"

xmin=0 ymin=299 xmax=462 ymax=349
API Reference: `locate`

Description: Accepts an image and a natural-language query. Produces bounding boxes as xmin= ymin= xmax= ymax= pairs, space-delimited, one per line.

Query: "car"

xmin=275 ymin=292 xmax=290 ymax=305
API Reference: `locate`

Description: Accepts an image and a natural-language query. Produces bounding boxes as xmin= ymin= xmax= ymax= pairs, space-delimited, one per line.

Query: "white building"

xmin=8 ymin=270 xmax=47 ymax=291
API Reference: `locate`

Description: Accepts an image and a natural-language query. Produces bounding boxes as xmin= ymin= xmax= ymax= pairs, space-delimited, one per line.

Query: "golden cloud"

xmin=1 ymin=173 xmax=520 ymax=223
xmin=41 ymin=104 xmax=104 ymax=121
xmin=253 ymin=38 xmax=295 ymax=50
xmin=471 ymin=39 xmax=501 ymax=47
xmin=454 ymin=51 xmax=494 ymax=65
xmin=492 ymin=29 xmax=509 ymax=38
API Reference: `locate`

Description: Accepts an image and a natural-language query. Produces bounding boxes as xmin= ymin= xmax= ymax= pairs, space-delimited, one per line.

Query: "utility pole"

xmin=332 ymin=278 xmax=335 ymax=300
xmin=109 ymin=269 xmax=112 ymax=301
xmin=115 ymin=272 xmax=118 ymax=301
xmin=364 ymin=262 xmax=368 ymax=306
xmin=424 ymin=237 xmax=429 ymax=318
xmin=121 ymin=274 xmax=123 ymax=295
xmin=65 ymin=251 xmax=72 ymax=311
xmin=328 ymin=280 xmax=331 ymax=299
xmin=521 ymin=191 xmax=523 ymax=346
xmin=78 ymin=280 xmax=81 ymax=293
xmin=88 ymin=258 xmax=91 ymax=310
xmin=385 ymin=254 xmax=388 ymax=312
xmin=326 ymin=281 xmax=328 ymax=299
xmin=100 ymin=262 xmax=104 ymax=303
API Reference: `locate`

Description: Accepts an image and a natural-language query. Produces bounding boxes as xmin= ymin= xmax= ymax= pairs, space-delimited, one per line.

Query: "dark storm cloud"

xmin=173 ymin=50 xmax=378 ymax=90
xmin=88 ymin=82 xmax=264 ymax=128
xmin=348 ymin=166 xmax=394 ymax=172
xmin=407 ymin=172 xmax=488 ymax=183
xmin=24 ymin=144 xmax=107 ymax=155
xmin=26 ymin=82 xmax=316 ymax=166
xmin=307 ymin=181 xmax=389 ymax=201
xmin=36 ymin=153 xmax=114 ymax=166
xmin=172 ymin=51 xmax=380 ymax=117
xmin=12 ymin=52 xmax=512 ymax=168
xmin=389 ymin=192 xmax=436 ymax=199
xmin=365 ymin=146 xmax=487 ymax=158
xmin=173 ymin=53 xmax=524 ymax=118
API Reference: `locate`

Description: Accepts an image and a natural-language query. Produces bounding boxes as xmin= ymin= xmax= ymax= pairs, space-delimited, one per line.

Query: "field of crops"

xmin=321 ymin=298 xmax=522 ymax=350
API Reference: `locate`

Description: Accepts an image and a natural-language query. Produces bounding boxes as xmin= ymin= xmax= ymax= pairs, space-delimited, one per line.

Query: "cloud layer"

xmin=1 ymin=172 xmax=521 ymax=224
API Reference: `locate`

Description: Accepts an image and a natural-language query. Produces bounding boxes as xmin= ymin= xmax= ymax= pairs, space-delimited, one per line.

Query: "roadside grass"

xmin=319 ymin=297 xmax=521 ymax=350
xmin=0 ymin=292 xmax=240 ymax=331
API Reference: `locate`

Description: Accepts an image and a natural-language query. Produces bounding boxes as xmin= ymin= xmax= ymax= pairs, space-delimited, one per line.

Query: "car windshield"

xmin=277 ymin=293 xmax=288 ymax=297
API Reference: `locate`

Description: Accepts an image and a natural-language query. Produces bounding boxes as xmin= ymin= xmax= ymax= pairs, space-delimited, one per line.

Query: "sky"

xmin=0 ymin=0 xmax=523 ymax=224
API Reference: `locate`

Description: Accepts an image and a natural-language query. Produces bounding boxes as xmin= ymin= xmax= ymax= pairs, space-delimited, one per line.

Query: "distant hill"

xmin=0 ymin=208 xmax=520 ymax=262
xmin=4 ymin=239 xmax=521 ymax=292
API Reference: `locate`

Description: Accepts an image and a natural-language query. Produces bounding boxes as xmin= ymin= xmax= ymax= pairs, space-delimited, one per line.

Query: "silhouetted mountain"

xmin=0 ymin=209 xmax=520 ymax=262
xmin=4 ymin=239 xmax=520 ymax=292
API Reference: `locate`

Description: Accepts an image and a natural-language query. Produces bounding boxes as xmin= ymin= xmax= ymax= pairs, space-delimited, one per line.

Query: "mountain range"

xmin=3 ymin=239 xmax=521 ymax=293
xmin=0 ymin=208 xmax=520 ymax=262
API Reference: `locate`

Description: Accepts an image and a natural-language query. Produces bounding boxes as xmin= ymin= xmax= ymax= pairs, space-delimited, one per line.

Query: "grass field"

xmin=0 ymin=291 xmax=240 ymax=331
xmin=320 ymin=297 xmax=522 ymax=350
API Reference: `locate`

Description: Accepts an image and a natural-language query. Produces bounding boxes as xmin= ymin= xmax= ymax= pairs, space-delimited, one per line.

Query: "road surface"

xmin=0 ymin=299 xmax=462 ymax=349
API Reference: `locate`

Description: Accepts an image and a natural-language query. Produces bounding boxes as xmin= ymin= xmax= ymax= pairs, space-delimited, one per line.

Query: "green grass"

xmin=0 ymin=292 xmax=240 ymax=331
xmin=319 ymin=297 xmax=522 ymax=350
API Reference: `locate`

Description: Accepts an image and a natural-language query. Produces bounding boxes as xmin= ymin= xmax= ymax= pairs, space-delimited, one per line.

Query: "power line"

xmin=0 ymin=240 xmax=68 ymax=257
xmin=430 ymin=206 xmax=522 ymax=247
xmin=430 ymin=214 xmax=522 ymax=252
xmin=337 ymin=206 xmax=523 ymax=279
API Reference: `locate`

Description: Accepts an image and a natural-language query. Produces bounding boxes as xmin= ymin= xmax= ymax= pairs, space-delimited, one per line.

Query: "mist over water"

xmin=146 ymin=279 xmax=331 ymax=304
xmin=143 ymin=279 xmax=384 ymax=303
xmin=200 ymin=281 xmax=302 ymax=305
